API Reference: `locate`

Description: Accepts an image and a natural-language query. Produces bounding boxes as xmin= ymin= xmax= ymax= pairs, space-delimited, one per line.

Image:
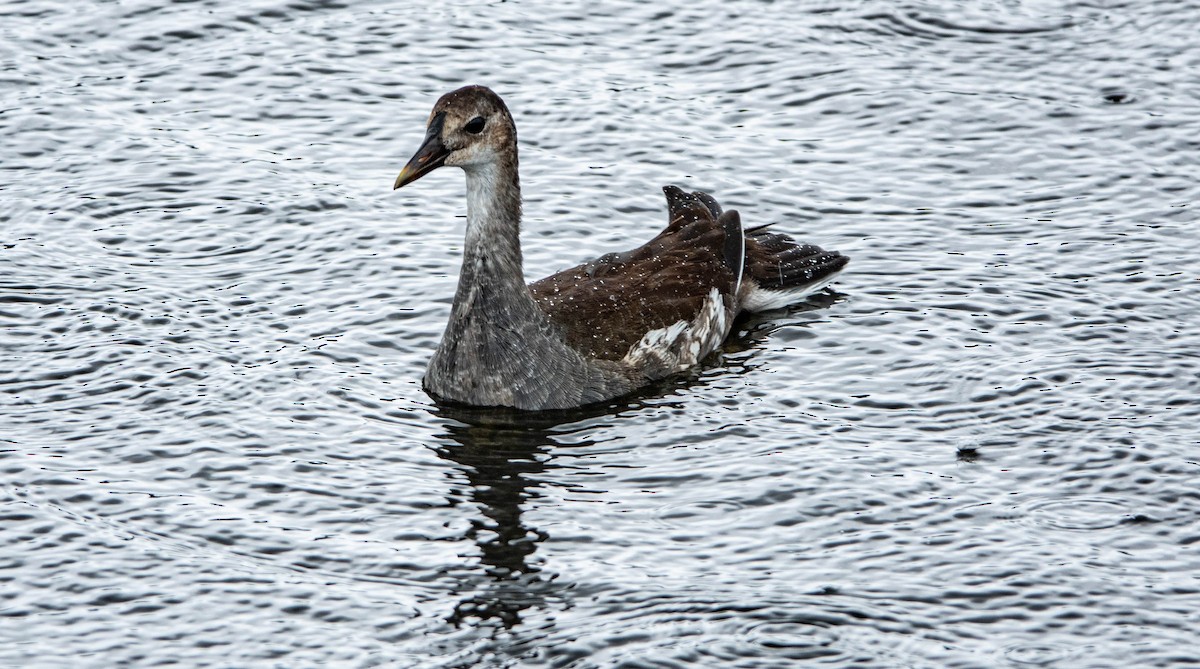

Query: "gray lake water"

xmin=3 ymin=0 xmax=1199 ymax=667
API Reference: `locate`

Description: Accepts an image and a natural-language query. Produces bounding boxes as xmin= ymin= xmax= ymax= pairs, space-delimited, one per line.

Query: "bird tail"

xmin=739 ymin=223 xmax=848 ymax=312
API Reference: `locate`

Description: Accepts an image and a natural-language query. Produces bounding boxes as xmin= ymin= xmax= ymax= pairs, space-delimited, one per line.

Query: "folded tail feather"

xmin=662 ymin=187 xmax=848 ymax=313
xmin=740 ymin=224 xmax=848 ymax=312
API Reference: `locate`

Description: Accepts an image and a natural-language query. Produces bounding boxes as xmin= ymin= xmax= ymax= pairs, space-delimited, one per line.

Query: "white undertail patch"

xmin=740 ymin=274 xmax=840 ymax=312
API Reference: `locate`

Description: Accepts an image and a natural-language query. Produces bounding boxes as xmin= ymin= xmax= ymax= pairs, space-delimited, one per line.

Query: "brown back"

xmin=530 ymin=187 xmax=740 ymax=361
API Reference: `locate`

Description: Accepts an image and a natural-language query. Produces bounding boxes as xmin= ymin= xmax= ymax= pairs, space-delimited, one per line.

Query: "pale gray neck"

xmin=461 ymin=156 xmax=524 ymax=290
xmin=446 ymin=151 xmax=541 ymax=330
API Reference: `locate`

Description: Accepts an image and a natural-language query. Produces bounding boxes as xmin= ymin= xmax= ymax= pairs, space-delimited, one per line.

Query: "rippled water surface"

xmin=4 ymin=0 xmax=1199 ymax=666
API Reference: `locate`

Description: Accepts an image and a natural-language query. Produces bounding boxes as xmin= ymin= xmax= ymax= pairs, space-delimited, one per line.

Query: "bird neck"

xmin=446 ymin=151 xmax=541 ymax=331
xmin=461 ymin=154 xmax=524 ymax=289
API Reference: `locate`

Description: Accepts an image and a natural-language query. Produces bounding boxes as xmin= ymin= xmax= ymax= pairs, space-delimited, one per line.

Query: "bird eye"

xmin=464 ymin=116 xmax=486 ymax=134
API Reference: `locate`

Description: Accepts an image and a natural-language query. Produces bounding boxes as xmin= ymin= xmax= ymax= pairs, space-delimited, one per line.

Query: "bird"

xmin=392 ymin=85 xmax=848 ymax=411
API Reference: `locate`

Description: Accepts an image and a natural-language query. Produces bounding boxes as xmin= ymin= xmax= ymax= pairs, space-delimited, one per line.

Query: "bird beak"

xmin=394 ymin=112 xmax=449 ymax=190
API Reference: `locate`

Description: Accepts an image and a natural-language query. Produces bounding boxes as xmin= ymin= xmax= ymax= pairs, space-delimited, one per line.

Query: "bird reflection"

xmin=432 ymin=404 xmax=601 ymax=629
xmin=427 ymin=295 xmax=844 ymax=630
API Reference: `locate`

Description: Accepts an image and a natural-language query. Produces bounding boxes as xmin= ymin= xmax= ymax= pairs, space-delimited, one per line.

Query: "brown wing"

xmin=529 ymin=186 xmax=741 ymax=361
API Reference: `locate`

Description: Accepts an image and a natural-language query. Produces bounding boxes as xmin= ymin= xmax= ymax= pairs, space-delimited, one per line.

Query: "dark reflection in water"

xmin=426 ymin=299 xmax=836 ymax=633
xmin=433 ymin=411 xmax=570 ymax=629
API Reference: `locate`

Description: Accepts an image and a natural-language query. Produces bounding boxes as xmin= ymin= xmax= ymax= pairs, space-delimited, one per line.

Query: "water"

xmin=3 ymin=0 xmax=1199 ymax=666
